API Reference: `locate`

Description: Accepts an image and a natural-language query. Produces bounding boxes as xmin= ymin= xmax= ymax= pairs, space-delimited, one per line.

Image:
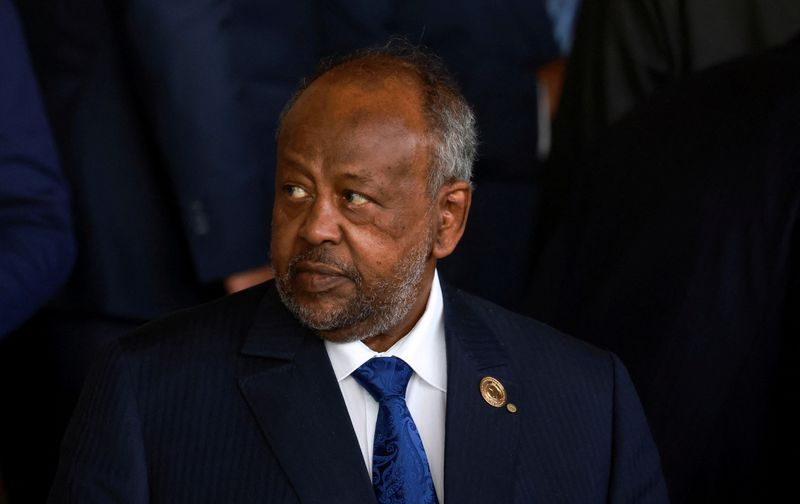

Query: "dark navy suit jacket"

xmin=50 ymin=282 xmax=668 ymax=503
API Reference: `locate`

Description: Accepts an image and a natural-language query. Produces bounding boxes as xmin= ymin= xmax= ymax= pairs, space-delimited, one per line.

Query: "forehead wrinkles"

xmin=336 ymin=116 xmax=424 ymax=164
xmin=280 ymin=76 xmax=432 ymax=180
xmin=279 ymin=115 xmax=427 ymax=185
xmin=320 ymin=59 xmax=435 ymax=144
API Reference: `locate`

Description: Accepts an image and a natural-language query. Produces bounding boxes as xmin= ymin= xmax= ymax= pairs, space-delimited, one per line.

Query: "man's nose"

xmin=298 ymin=196 xmax=343 ymax=245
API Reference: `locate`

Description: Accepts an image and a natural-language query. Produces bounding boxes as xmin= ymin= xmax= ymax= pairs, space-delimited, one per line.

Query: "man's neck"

xmin=361 ymin=268 xmax=436 ymax=352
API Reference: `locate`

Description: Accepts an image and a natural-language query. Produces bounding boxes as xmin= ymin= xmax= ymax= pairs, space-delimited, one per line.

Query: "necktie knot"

xmin=352 ymin=356 xmax=413 ymax=402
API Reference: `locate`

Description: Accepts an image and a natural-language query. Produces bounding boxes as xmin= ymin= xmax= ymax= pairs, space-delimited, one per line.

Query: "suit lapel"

xmin=442 ymin=285 xmax=521 ymax=504
xmin=237 ymin=287 xmax=376 ymax=504
xmin=236 ymin=284 xmax=522 ymax=503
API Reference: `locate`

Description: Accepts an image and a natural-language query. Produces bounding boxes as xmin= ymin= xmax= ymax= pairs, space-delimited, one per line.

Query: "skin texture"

xmin=270 ymin=60 xmax=471 ymax=352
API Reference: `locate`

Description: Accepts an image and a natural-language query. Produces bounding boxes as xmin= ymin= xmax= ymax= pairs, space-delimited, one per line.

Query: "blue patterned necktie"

xmin=352 ymin=357 xmax=439 ymax=504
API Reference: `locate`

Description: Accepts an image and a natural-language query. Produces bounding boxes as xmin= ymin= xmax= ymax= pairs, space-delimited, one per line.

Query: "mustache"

xmin=285 ymin=248 xmax=362 ymax=283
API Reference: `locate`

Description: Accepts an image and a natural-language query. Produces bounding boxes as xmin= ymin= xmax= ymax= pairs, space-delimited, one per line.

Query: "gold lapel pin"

xmin=479 ymin=376 xmax=507 ymax=408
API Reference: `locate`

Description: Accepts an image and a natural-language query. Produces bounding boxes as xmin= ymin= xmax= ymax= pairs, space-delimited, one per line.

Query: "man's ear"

xmin=432 ymin=181 xmax=472 ymax=259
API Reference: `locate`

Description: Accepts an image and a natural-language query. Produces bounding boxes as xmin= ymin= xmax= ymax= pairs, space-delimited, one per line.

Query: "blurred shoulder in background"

xmin=529 ymin=32 xmax=800 ymax=503
xmin=0 ymin=0 xmax=74 ymax=340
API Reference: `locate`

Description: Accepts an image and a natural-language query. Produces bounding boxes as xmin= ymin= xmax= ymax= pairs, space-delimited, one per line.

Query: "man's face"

xmin=271 ymin=69 xmax=438 ymax=344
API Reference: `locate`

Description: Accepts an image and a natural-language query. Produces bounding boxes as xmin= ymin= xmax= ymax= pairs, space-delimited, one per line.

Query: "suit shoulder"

xmin=445 ymin=285 xmax=612 ymax=369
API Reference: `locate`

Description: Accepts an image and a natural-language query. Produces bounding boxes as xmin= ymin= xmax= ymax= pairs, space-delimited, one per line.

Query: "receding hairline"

xmin=278 ymin=55 xmax=431 ymax=135
xmin=319 ymin=54 xmax=427 ymax=83
xmin=276 ymin=43 xmax=477 ymax=193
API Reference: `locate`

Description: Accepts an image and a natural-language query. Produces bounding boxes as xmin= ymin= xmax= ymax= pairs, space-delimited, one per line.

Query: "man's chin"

xmin=279 ymin=294 xmax=373 ymax=341
xmin=290 ymin=292 xmax=354 ymax=318
xmin=316 ymin=326 xmax=372 ymax=345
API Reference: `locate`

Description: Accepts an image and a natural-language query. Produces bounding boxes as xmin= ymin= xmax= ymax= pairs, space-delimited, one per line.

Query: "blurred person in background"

xmin=555 ymin=0 xmax=800 ymax=154
xmin=530 ymin=3 xmax=800 ymax=500
xmin=0 ymin=0 xmax=74 ymax=339
xmin=2 ymin=0 xmax=281 ymax=500
xmin=529 ymin=34 xmax=800 ymax=503
xmin=0 ymin=0 xmax=75 ymax=500
xmin=540 ymin=0 xmax=800 ymax=235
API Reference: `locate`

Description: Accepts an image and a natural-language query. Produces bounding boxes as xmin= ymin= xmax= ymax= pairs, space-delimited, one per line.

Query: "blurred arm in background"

xmin=0 ymin=0 xmax=75 ymax=338
xmin=110 ymin=0 xmax=278 ymax=293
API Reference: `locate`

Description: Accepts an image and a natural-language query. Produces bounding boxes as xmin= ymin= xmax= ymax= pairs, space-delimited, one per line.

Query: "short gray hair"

xmin=277 ymin=40 xmax=477 ymax=195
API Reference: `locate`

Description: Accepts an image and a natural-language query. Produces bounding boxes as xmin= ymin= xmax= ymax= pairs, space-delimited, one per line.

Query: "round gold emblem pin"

xmin=479 ymin=376 xmax=507 ymax=408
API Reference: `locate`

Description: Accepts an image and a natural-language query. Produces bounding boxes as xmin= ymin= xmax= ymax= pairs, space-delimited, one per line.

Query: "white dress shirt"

xmin=324 ymin=270 xmax=447 ymax=503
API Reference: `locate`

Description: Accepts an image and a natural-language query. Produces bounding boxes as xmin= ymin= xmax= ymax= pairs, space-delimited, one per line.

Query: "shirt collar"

xmin=324 ymin=270 xmax=447 ymax=392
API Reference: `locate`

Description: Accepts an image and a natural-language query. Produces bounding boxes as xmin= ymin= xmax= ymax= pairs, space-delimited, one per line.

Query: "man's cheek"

xmin=269 ymin=243 xmax=290 ymax=278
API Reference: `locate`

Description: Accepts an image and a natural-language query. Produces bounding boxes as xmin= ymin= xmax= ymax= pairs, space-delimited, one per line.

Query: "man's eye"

xmin=343 ymin=190 xmax=369 ymax=206
xmin=284 ymin=185 xmax=309 ymax=199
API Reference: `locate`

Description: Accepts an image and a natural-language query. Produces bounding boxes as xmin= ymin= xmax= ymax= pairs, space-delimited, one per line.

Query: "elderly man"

xmin=49 ymin=45 xmax=668 ymax=503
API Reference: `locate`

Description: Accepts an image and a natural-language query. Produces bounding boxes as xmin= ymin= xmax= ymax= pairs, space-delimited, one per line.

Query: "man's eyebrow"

xmin=280 ymin=150 xmax=312 ymax=168
xmin=278 ymin=153 xmax=317 ymax=179
xmin=340 ymin=172 xmax=376 ymax=184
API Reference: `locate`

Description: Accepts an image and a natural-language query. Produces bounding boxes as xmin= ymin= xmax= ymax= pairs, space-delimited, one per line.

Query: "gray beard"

xmin=275 ymin=234 xmax=432 ymax=343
